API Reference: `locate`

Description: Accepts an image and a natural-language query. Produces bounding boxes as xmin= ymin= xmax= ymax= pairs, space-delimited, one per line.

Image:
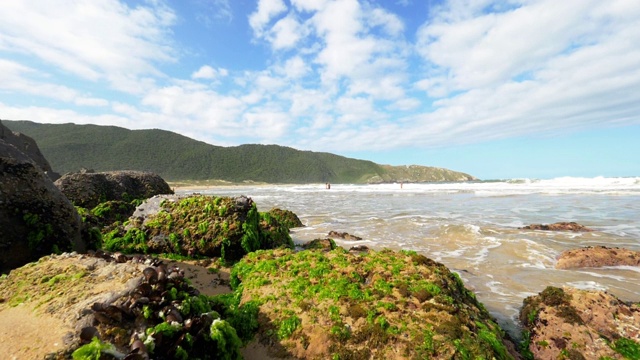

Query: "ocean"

xmin=176 ymin=176 xmax=640 ymax=338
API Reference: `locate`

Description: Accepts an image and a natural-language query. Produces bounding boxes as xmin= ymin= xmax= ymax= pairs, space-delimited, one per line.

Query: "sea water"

xmin=177 ymin=177 xmax=640 ymax=337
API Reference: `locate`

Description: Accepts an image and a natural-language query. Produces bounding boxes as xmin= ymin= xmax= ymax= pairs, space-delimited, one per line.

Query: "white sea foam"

xmin=183 ymin=176 xmax=640 ymax=338
xmin=566 ymin=281 xmax=609 ymax=291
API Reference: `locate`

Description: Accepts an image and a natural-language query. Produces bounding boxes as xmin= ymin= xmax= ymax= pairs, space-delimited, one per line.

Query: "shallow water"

xmin=177 ymin=177 xmax=640 ymax=337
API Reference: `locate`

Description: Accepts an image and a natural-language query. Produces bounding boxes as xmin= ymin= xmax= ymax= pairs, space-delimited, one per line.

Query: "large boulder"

xmin=0 ymin=140 xmax=84 ymax=273
xmin=556 ymin=246 xmax=640 ymax=269
xmin=520 ymin=286 xmax=640 ymax=360
xmin=54 ymin=170 xmax=173 ymax=208
xmin=103 ymin=195 xmax=294 ymax=262
xmin=0 ymin=119 xmax=59 ymax=180
xmin=231 ymin=248 xmax=520 ymax=359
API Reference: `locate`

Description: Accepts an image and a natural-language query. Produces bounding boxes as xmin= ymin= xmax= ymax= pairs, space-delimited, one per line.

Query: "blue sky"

xmin=1 ymin=0 xmax=639 ymax=180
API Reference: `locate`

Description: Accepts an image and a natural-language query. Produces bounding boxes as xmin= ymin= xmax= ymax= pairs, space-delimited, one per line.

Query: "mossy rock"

xmin=520 ymin=286 xmax=640 ymax=360
xmin=267 ymin=208 xmax=304 ymax=230
xmin=301 ymin=238 xmax=337 ymax=251
xmin=230 ymin=248 xmax=517 ymax=359
xmin=102 ymin=195 xmax=293 ymax=262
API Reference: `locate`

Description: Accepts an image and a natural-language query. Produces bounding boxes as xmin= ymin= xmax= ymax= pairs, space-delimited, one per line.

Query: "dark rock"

xmin=328 ymin=230 xmax=363 ymax=241
xmin=0 ymin=140 xmax=84 ymax=273
xmin=520 ymin=286 xmax=640 ymax=359
xmin=348 ymin=245 xmax=370 ymax=254
xmin=55 ymin=171 xmax=173 ymax=208
xmin=556 ymin=246 xmax=640 ymax=269
xmin=0 ymin=120 xmax=59 ymax=180
xmin=520 ymin=221 xmax=593 ymax=232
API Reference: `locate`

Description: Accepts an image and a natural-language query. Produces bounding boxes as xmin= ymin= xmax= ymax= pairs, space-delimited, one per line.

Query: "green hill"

xmin=3 ymin=120 xmax=476 ymax=183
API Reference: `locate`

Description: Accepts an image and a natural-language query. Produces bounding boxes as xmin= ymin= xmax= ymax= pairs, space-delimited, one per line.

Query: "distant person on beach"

xmin=326 ymin=183 xmax=331 ymax=190
xmin=400 ymin=182 xmax=403 ymax=189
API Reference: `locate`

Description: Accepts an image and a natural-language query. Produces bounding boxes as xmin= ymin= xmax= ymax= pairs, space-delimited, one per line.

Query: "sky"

xmin=1 ymin=0 xmax=639 ymax=180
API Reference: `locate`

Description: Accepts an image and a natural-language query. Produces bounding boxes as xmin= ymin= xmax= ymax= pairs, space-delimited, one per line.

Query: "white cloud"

xmin=192 ymin=65 xmax=229 ymax=80
xmin=195 ymin=0 xmax=233 ymax=24
xmin=242 ymin=110 xmax=292 ymax=139
xmin=0 ymin=0 xmax=176 ymax=91
xmin=249 ymin=0 xmax=288 ymax=37
xmin=0 ymin=59 xmax=109 ymax=105
xmin=270 ymin=15 xmax=304 ymax=49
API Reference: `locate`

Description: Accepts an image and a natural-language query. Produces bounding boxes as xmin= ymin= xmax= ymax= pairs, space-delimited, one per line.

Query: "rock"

xmin=349 ymin=245 xmax=370 ymax=254
xmin=105 ymin=195 xmax=294 ymax=262
xmin=0 ymin=252 xmax=244 ymax=359
xmin=301 ymin=238 xmax=337 ymax=251
xmin=267 ymin=207 xmax=304 ymax=230
xmin=556 ymin=246 xmax=640 ymax=269
xmin=328 ymin=230 xmax=363 ymax=241
xmin=520 ymin=222 xmax=593 ymax=232
xmin=231 ymin=248 xmax=520 ymax=359
xmin=0 ymin=119 xmax=59 ymax=180
xmin=520 ymin=286 xmax=640 ymax=360
xmin=0 ymin=140 xmax=84 ymax=273
xmin=54 ymin=170 xmax=173 ymax=208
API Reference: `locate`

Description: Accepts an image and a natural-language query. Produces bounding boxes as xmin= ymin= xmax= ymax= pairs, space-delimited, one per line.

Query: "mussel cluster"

xmin=79 ymin=251 xmax=226 ymax=359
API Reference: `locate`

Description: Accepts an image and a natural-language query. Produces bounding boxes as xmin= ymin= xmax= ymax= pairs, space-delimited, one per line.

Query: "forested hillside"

xmin=4 ymin=120 xmax=476 ymax=183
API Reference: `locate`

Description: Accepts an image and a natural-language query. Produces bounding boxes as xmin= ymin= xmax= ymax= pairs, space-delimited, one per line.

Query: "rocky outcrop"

xmin=328 ymin=230 xmax=363 ymax=241
xmin=0 ymin=140 xmax=84 ymax=273
xmin=520 ymin=286 xmax=640 ymax=360
xmin=520 ymin=222 xmax=593 ymax=232
xmin=54 ymin=170 xmax=173 ymax=208
xmin=0 ymin=120 xmax=59 ymax=180
xmin=0 ymin=252 xmax=246 ymax=359
xmin=232 ymin=248 xmax=519 ymax=359
xmin=556 ymin=246 xmax=640 ymax=269
xmin=104 ymin=195 xmax=294 ymax=262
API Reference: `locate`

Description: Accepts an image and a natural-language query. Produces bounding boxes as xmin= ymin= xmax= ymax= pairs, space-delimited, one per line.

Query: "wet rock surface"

xmin=327 ymin=230 xmax=363 ymax=241
xmin=556 ymin=246 xmax=640 ymax=269
xmin=0 ymin=141 xmax=84 ymax=273
xmin=55 ymin=171 xmax=173 ymax=208
xmin=520 ymin=286 xmax=640 ymax=360
xmin=520 ymin=222 xmax=593 ymax=232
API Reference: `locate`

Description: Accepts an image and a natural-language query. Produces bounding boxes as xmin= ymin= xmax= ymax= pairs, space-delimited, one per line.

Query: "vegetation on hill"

xmin=4 ymin=120 xmax=476 ymax=183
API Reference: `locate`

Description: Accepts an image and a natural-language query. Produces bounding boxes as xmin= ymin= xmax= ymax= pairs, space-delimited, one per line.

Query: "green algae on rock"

xmin=230 ymin=247 xmax=517 ymax=359
xmin=266 ymin=208 xmax=304 ymax=230
xmin=102 ymin=195 xmax=294 ymax=262
xmin=520 ymin=286 xmax=640 ymax=360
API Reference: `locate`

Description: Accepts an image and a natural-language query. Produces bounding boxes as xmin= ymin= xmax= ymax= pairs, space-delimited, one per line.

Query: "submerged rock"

xmin=231 ymin=248 xmax=519 ymax=359
xmin=520 ymin=286 xmax=640 ymax=360
xmin=556 ymin=246 xmax=640 ymax=269
xmin=55 ymin=170 xmax=173 ymax=208
xmin=0 ymin=141 xmax=84 ymax=273
xmin=328 ymin=230 xmax=363 ymax=241
xmin=520 ymin=222 xmax=593 ymax=232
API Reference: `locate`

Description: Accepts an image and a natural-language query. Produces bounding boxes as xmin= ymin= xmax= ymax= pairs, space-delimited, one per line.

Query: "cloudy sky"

xmin=1 ymin=0 xmax=639 ymax=179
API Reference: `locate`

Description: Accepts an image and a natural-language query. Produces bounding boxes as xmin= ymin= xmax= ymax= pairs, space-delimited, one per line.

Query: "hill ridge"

xmin=3 ymin=120 xmax=477 ymax=183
